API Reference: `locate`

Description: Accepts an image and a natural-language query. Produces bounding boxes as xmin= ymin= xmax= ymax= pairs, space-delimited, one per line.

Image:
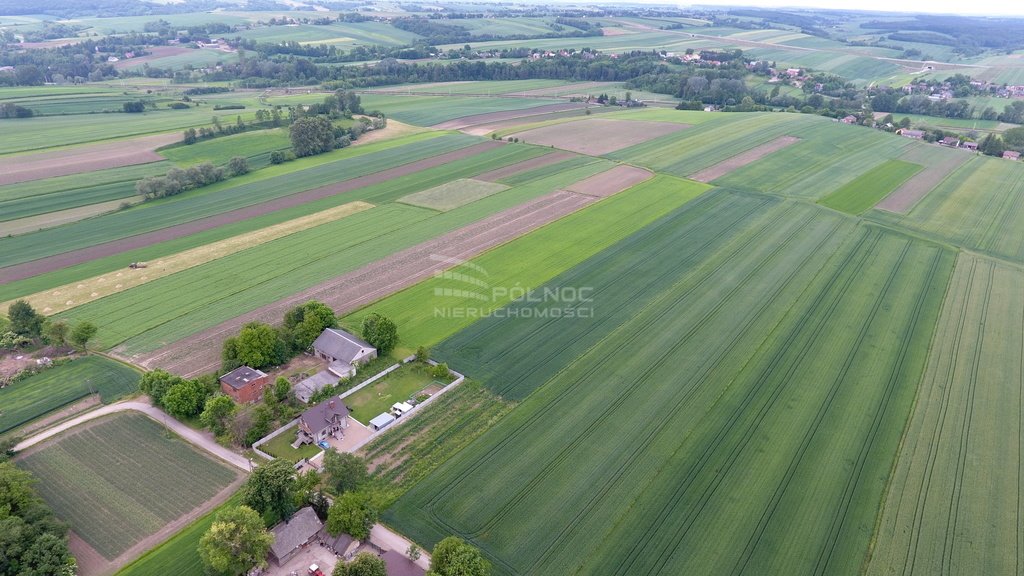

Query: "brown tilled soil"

xmin=135 ymin=190 xmax=597 ymax=376
xmin=431 ymin=102 xmax=589 ymax=131
xmin=689 ymin=136 xmax=801 ymax=182
xmin=510 ymin=118 xmax=690 ymax=156
xmin=0 ymin=141 xmax=503 ymax=285
xmin=875 ymin=153 xmax=971 ymax=213
xmin=0 ymin=133 xmax=180 ymax=186
xmin=474 ymin=150 xmax=577 ymax=182
xmin=565 ymin=165 xmax=653 ymax=197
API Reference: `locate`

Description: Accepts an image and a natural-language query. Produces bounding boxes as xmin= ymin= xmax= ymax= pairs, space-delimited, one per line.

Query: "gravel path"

xmin=135 ymin=190 xmax=597 ymax=376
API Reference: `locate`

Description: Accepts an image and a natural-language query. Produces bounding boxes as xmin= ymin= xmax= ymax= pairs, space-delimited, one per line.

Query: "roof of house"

xmin=269 ymin=507 xmax=322 ymax=560
xmin=312 ymin=328 xmax=375 ymax=364
xmin=294 ymin=370 xmax=339 ymax=403
xmin=901 ymin=129 xmax=925 ymax=137
xmin=941 ymin=136 xmax=960 ymax=144
xmin=300 ymin=396 xmax=349 ymax=431
xmin=370 ymin=413 xmax=396 ymax=428
xmin=219 ymin=366 xmax=267 ymax=390
xmin=382 ymin=550 xmax=426 ymax=576
xmin=1005 ymin=150 xmax=1021 ymax=158
xmin=317 ymin=527 xmax=355 ymax=552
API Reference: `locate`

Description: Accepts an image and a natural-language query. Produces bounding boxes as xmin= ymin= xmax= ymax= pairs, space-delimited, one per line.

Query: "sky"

xmin=682 ymin=0 xmax=1024 ymax=17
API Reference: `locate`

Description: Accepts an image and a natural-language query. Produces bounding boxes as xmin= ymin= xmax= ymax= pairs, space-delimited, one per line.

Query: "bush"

xmin=213 ymin=104 xmax=245 ymax=110
xmin=227 ymin=156 xmax=249 ymax=177
xmin=431 ymin=362 xmax=450 ymax=379
xmin=123 ymin=100 xmax=146 ymax=113
xmin=168 ymin=102 xmax=190 ymax=109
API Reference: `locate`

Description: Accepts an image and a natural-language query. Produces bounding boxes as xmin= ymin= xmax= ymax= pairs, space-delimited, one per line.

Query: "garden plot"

xmin=16 ymin=412 xmax=241 ymax=563
xmin=398 ymin=179 xmax=510 ymax=211
xmin=508 ymin=118 xmax=689 ymax=156
xmin=0 ymin=132 xmax=180 ymax=186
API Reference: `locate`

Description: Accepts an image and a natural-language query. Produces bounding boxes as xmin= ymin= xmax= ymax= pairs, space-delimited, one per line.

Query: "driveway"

xmin=13 ymin=399 xmax=252 ymax=472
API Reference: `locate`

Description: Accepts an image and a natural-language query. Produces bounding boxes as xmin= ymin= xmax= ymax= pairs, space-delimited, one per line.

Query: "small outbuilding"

xmin=219 ymin=365 xmax=270 ymax=404
xmin=391 ymin=402 xmax=414 ymax=417
xmin=940 ymin=136 xmax=961 ymax=147
xmin=317 ymin=527 xmax=359 ymax=557
xmin=268 ymin=507 xmax=323 ymax=566
xmin=370 ymin=413 xmax=396 ymax=431
xmin=962 ymin=141 xmax=979 ymax=151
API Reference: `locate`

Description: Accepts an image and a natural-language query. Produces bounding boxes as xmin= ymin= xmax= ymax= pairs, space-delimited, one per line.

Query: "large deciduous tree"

xmin=231 ymin=322 xmax=288 ymax=369
xmin=326 ymin=491 xmax=378 ymax=541
xmin=198 ymin=505 xmax=273 ymax=576
xmin=322 ymin=450 xmax=368 ymax=495
xmin=360 ymin=313 xmax=398 ymax=355
xmin=200 ymin=394 xmax=237 ymax=435
xmin=8 ymin=300 xmax=43 ymax=338
xmin=241 ymin=459 xmax=296 ymax=525
xmin=428 ymin=537 xmax=491 ymax=576
xmin=289 ymin=116 xmax=335 ymax=157
xmin=69 ymin=321 xmax=98 ymax=351
xmin=333 ymin=552 xmax=386 ymax=576
xmin=283 ymin=300 xmax=336 ymax=351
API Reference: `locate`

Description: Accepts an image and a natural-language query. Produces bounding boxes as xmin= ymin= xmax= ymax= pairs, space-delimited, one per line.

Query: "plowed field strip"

xmin=689 ymin=136 xmax=801 ymax=182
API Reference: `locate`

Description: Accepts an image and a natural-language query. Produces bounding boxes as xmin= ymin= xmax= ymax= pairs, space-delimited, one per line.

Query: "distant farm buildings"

xmin=1004 ymin=150 xmax=1021 ymax=160
xmin=898 ymin=129 xmax=925 ymax=139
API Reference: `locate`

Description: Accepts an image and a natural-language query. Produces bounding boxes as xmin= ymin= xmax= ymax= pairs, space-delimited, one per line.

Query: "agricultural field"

xmin=357 ymin=94 xmax=566 ymax=126
xmin=16 ymin=411 xmax=241 ymax=560
xmin=398 ymin=178 xmax=509 ymax=211
xmin=0 ymin=355 xmax=140 ymax=436
xmin=391 ymin=192 xmax=954 ymax=575
xmin=818 ymin=159 xmax=923 ymax=214
xmin=157 ymin=127 xmax=293 ymax=168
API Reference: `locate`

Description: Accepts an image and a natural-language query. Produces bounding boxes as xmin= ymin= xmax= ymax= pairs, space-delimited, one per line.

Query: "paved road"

xmin=370 ymin=524 xmax=432 ymax=570
xmin=13 ymin=400 xmax=252 ymax=472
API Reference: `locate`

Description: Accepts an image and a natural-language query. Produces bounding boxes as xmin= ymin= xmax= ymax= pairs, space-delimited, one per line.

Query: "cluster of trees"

xmin=183 ymin=109 xmax=285 ymax=145
xmin=390 ymin=15 xmax=600 ymax=45
xmin=222 ymin=301 xmax=338 ymax=372
xmin=287 ymin=91 xmax=383 ymax=158
xmin=0 ymin=463 xmax=76 ymax=576
xmin=0 ymin=102 xmax=32 ymax=118
xmin=1 ymin=300 xmax=96 ymax=353
xmin=134 ymin=161 xmax=227 ymax=200
xmin=972 ymin=127 xmax=1024 ymax=157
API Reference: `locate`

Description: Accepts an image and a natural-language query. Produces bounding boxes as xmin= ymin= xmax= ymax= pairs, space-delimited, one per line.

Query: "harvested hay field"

xmin=475 ymin=150 xmax=577 ymax=182
xmin=0 ymin=141 xmax=502 ymax=285
xmin=432 ymin=102 xmax=588 ymax=131
xmin=136 ymin=189 xmax=598 ymax=377
xmin=509 ymin=118 xmax=690 ymax=156
xmin=875 ymin=149 xmax=971 ymax=213
xmin=564 ymin=165 xmax=653 ymax=197
xmin=5 ymin=201 xmax=373 ymax=315
xmin=0 ymin=133 xmax=180 ymax=186
xmin=1 ymin=197 xmax=142 ymax=237
xmin=688 ymin=135 xmax=801 ymax=182
xmin=398 ymin=179 xmax=509 ymax=211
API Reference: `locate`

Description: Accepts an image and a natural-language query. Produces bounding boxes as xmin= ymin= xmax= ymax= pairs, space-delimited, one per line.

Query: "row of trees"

xmin=135 ymin=157 xmax=249 ymax=200
xmin=3 ymin=300 xmax=96 ymax=352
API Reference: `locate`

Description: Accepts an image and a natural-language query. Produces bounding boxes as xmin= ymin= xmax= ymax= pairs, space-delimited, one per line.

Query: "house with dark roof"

xmin=940 ymin=136 xmax=961 ymax=147
xmin=219 ymin=366 xmax=270 ymax=403
xmin=898 ymin=129 xmax=925 ymax=139
xmin=317 ymin=527 xmax=358 ymax=557
xmin=268 ymin=507 xmax=322 ymax=566
xmin=311 ymin=328 xmax=377 ymax=378
xmin=962 ymin=141 xmax=979 ymax=151
xmin=297 ymin=397 xmax=349 ymax=445
xmin=382 ymin=550 xmax=426 ymax=576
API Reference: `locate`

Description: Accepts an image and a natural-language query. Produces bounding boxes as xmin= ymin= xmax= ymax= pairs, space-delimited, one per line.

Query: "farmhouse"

xmin=840 ymin=115 xmax=857 ymax=124
xmin=297 ymin=397 xmax=349 ymax=445
xmin=1004 ymin=150 xmax=1020 ymax=160
xmin=962 ymin=141 xmax=979 ymax=151
xmin=940 ymin=136 xmax=961 ymax=147
xmin=268 ymin=507 xmax=322 ymax=566
xmin=218 ymin=366 xmax=270 ymax=403
xmin=898 ymin=129 xmax=925 ymax=139
xmin=311 ymin=328 xmax=377 ymax=378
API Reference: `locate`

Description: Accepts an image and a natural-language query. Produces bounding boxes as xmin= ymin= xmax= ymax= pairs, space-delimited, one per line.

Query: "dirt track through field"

xmin=0 ymin=141 xmax=502 ymax=285
xmin=475 ymin=150 xmax=577 ymax=182
xmin=431 ymin=102 xmax=588 ymax=131
xmin=688 ymin=136 xmax=801 ymax=182
xmin=875 ymin=152 xmax=970 ymax=213
xmin=134 ymin=190 xmax=599 ymax=376
xmin=0 ymin=133 xmax=179 ymax=186
xmin=509 ymin=118 xmax=690 ymax=156
xmin=564 ymin=165 xmax=653 ymax=197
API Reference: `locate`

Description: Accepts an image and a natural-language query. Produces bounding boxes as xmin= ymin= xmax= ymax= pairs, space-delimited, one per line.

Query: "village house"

xmin=218 ymin=366 xmax=270 ymax=403
xmin=268 ymin=507 xmax=322 ymax=566
xmin=296 ymin=396 xmax=349 ymax=445
xmin=311 ymin=328 xmax=377 ymax=378
xmin=840 ymin=115 xmax=857 ymax=124
xmin=898 ymin=129 xmax=925 ymax=139
xmin=962 ymin=141 xmax=979 ymax=151
xmin=940 ymin=136 xmax=961 ymax=147
xmin=1004 ymin=150 xmax=1020 ymax=160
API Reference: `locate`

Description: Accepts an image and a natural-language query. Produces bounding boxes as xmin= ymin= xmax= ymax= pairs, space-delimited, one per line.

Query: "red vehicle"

xmin=307 ymin=565 xmax=324 ymax=576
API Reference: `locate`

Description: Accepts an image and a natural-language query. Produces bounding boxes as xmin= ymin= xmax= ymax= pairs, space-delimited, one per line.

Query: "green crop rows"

xmin=0 ymin=355 xmax=140 ymax=435
xmin=819 ymin=159 xmax=923 ymax=214
xmin=17 ymin=412 xmax=239 ymax=560
xmin=389 ymin=191 xmax=954 ymax=575
xmin=359 ymin=94 xmax=564 ymax=126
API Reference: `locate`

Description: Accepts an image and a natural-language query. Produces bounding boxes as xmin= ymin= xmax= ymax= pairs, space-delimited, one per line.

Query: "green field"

xmin=389 ymin=191 xmax=954 ymax=575
xmin=345 ymin=175 xmax=710 ymax=353
xmin=116 ymin=493 xmax=243 ymax=576
xmin=64 ymin=150 xmax=609 ymax=355
xmin=867 ymin=254 xmax=1024 ymax=575
xmin=0 ymin=132 xmax=475 ymax=271
xmin=17 ymin=411 xmax=240 ymax=560
xmin=0 ymin=356 xmax=140 ymax=435
xmin=819 ymin=159 xmax=923 ymax=214
xmin=343 ymin=362 xmax=450 ymax=424
xmin=397 ymin=178 xmax=509 ymax=211
xmin=158 ymin=127 xmax=293 ymax=168
xmin=358 ymin=94 xmax=564 ymax=126
xmin=260 ymin=426 xmax=322 ymax=462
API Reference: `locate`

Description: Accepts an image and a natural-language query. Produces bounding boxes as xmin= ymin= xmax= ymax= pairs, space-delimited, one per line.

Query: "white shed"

xmin=370 ymin=413 xmax=396 ymax=431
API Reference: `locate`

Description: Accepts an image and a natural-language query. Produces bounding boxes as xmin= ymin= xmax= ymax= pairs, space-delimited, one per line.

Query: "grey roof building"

xmin=297 ymin=397 xmax=349 ymax=444
xmin=268 ymin=507 xmax=322 ymax=565
xmin=311 ymin=328 xmax=376 ymax=370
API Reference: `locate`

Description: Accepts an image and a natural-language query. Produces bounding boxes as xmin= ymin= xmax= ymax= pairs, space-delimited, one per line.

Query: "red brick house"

xmin=219 ymin=366 xmax=270 ymax=403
